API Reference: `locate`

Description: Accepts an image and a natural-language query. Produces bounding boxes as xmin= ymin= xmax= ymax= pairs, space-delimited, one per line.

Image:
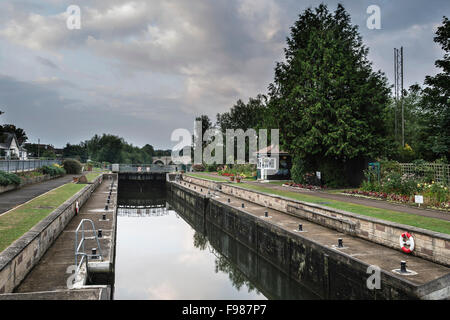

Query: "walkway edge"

xmin=0 ymin=175 xmax=103 ymax=294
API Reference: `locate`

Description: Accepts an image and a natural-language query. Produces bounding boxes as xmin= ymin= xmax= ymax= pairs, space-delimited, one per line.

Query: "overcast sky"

xmin=0 ymin=0 xmax=448 ymax=149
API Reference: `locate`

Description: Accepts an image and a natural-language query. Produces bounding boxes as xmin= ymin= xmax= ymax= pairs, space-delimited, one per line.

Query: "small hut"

xmin=255 ymin=145 xmax=292 ymax=181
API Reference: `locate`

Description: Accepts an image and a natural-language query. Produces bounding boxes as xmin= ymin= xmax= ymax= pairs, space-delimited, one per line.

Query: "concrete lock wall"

xmin=170 ymin=182 xmax=423 ymax=299
xmin=0 ymin=175 xmax=103 ymax=294
xmin=182 ymin=175 xmax=450 ymax=267
xmin=0 ymin=174 xmax=64 ymax=195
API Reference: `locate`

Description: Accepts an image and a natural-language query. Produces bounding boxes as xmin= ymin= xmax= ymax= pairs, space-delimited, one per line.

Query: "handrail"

xmin=75 ymin=219 xmax=103 ymax=267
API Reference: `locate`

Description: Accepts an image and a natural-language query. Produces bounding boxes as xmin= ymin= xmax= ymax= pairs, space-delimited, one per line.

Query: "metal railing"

xmin=0 ymin=159 xmax=61 ymax=173
xmin=75 ymin=219 xmax=103 ymax=272
xmin=117 ymin=164 xmax=178 ymax=173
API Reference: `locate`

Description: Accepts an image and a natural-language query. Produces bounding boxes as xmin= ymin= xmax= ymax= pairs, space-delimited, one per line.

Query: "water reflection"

xmin=114 ymin=181 xmax=318 ymax=300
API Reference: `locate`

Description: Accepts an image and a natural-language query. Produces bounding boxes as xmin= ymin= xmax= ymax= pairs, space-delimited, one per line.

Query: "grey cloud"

xmin=0 ymin=0 xmax=448 ymax=148
xmin=36 ymin=56 xmax=60 ymax=69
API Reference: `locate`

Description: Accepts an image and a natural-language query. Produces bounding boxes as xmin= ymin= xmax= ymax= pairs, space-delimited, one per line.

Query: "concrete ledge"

xmin=182 ymin=174 xmax=450 ymax=267
xmin=0 ymin=286 xmax=111 ymax=300
xmin=0 ymin=175 xmax=103 ymax=294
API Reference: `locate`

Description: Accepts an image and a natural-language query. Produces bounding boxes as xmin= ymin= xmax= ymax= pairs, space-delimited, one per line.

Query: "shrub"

xmin=63 ymin=159 xmax=83 ymax=174
xmin=192 ymin=164 xmax=205 ymax=172
xmin=205 ymin=162 xmax=218 ymax=172
xmin=0 ymin=171 xmax=21 ymax=186
xmin=40 ymin=164 xmax=66 ymax=176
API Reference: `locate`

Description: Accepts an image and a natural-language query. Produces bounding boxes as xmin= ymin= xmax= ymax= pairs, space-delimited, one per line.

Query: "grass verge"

xmin=237 ymin=183 xmax=450 ymax=235
xmin=186 ymin=173 xmax=229 ymax=182
xmin=85 ymin=172 xmax=102 ymax=182
xmin=0 ymin=183 xmax=86 ymax=252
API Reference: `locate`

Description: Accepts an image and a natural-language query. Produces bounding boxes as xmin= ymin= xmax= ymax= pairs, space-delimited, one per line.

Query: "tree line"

xmin=196 ymin=5 xmax=449 ymax=187
xmin=62 ymin=134 xmax=171 ymax=164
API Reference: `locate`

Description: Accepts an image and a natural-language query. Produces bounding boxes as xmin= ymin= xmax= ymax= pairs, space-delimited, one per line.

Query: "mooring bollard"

xmin=338 ymin=238 xmax=344 ymax=248
xmin=264 ymin=211 xmax=269 ymax=218
xmin=299 ymin=224 xmax=303 ymax=231
xmin=105 ymin=204 xmax=109 ymax=211
xmin=242 ymin=203 xmax=245 ymax=208
xmin=228 ymin=198 xmax=231 ymax=203
xmin=98 ymin=229 xmax=103 ymax=238
xmin=102 ymin=213 xmax=106 ymax=221
xmin=400 ymin=261 xmax=407 ymax=273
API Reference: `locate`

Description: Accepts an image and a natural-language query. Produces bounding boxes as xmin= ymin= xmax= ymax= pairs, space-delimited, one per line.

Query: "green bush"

xmin=63 ymin=159 xmax=82 ymax=174
xmin=318 ymin=161 xmax=347 ymax=188
xmin=40 ymin=165 xmax=66 ymax=177
xmin=290 ymin=158 xmax=306 ymax=184
xmin=0 ymin=171 xmax=21 ymax=186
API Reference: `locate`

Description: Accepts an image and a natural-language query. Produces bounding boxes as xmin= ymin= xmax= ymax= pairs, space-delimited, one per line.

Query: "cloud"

xmin=0 ymin=0 xmax=448 ymax=148
xmin=36 ymin=56 xmax=60 ymax=69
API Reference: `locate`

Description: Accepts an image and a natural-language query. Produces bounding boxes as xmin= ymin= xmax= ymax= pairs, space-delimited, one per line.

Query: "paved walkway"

xmin=15 ymin=177 xmax=116 ymax=293
xmin=188 ymin=173 xmax=450 ymax=221
xmin=0 ymin=175 xmax=76 ymax=215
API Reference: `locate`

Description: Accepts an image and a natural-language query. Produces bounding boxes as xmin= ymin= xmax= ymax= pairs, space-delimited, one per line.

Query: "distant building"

xmin=0 ymin=133 xmax=28 ymax=160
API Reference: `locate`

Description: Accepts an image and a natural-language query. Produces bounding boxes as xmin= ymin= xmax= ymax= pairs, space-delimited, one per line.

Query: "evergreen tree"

xmin=266 ymin=4 xmax=390 ymax=186
xmin=420 ymin=16 xmax=450 ymax=161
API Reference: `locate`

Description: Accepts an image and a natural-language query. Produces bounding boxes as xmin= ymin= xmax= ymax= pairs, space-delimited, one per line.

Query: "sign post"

xmin=414 ymin=195 xmax=424 ymax=208
xmin=257 ymin=157 xmax=277 ymax=183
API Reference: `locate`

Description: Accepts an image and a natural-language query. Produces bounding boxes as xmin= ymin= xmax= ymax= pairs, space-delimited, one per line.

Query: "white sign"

xmin=316 ymin=171 xmax=321 ymax=180
xmin=257 ymin=157 xmax=277 ymax=170
xmin=415 ymin=195 xmax=424 ymax=204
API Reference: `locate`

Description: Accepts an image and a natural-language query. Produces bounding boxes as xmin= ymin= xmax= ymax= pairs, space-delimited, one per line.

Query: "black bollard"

xmin=400 ymin=261 xmax=407 ymax=273
xmin=338 ymin=238 xmax=344 ymax=248
xmin=242 ymin=203 xmax=245 ymax=208
xmin=264 ymin=211 xmax=269 ymax=218
xmin=92 ymin=248 xmax=97 ymax=256
xmin=299 ymin=224 xmax=303 ymax=232
xmin=102 ymin=213 xmax=106 ymax=221
xmin=105 ymin=204 xmax=109 ymax=211
xmin=98 ymin=229 xmax=103 ymax=238
xmin=228 ymin=198 xmax=231 ymax=203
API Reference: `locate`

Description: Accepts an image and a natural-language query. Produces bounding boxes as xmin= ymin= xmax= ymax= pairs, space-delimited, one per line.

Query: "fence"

xmin=0 ymin=159 xmax=61 ymax=173
xmin=399 ymin=163 xmax=450 ymax=185
xmin=116 ymin=164 xmax=178 ymax=173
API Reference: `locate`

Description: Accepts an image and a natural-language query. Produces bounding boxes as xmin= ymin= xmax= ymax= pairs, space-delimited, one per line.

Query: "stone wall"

xmin=0 ymin=175 xmax=103 ymax=294
xmin=182 ymin=175 xmax=450 ymax=267
xmin=170 ymin=182 xmax=430 ymax=299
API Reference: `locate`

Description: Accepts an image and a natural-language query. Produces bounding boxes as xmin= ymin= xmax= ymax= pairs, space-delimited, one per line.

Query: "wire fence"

xmin=399 ymin=163 xmax=450 ymax=185
xmin=0 ymin=159 xmax=61 ymax=173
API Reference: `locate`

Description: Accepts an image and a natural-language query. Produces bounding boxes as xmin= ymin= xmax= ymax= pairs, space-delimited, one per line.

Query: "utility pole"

xmin=394 ymin=49 xmax=398 ymax=142
xmin=394 ymin=47 xmax=404 ymax=146
xmin=37 ymin=138 xmax=40 ymax=158
xmin=401 ymin=47 xmax=405 ymax=147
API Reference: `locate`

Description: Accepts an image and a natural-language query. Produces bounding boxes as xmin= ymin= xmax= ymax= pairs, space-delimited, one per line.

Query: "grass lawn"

xmin=186 ymin=173 xmax=229 ymax=182
xmin=85 ymin=172 xmax=102 ymax=182
xmin=0 ymin=183 xmax=86 ymax=252
xmin=237 ymin=183 xmax=450 ymax=235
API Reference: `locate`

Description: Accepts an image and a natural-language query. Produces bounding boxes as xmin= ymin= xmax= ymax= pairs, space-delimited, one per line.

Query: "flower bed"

xmin=344 ymin=184 xmax=450 ymax=211
xmin=282 ymin=182 xmax=327 ymax=191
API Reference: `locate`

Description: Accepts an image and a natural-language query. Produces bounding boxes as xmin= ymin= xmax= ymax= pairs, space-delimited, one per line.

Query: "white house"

xmin=0 ymin=133 xmax=27 ymax=160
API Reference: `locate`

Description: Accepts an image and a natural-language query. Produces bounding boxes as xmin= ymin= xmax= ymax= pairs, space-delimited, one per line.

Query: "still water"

xmin=113 ymin=180 xmax=318 ymax=300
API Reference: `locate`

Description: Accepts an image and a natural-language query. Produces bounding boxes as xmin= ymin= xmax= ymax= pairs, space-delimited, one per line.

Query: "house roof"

xmin=255 ymin=144 xmax=289 ymax=155
xmin=0 ymin=132 xmax=21 ymax=150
